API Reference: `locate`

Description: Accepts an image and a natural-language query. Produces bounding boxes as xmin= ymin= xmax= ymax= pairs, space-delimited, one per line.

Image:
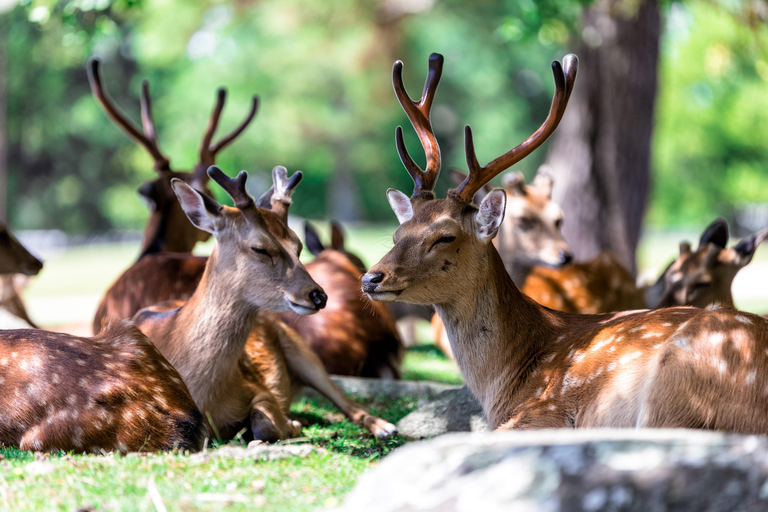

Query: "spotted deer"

xmin=0 ymin=320 xmax=205 ymax=453
xmin=0 ymin=223 xmax=43 ymax=329
xmin=291 ymin=222 xmax=403 ymax=378
xmin=648 ymin=218 xmax=768 ymax=309
xmin=365 ymin=52 xmax=768 ymax=434
xmin=132 ymin=166 xmax=396 ymax=441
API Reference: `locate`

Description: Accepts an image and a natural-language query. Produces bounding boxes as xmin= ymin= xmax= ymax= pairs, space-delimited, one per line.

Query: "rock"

xmin=189 ymin=443 xmax=320 ymax=463
xmin=337 ymin=429 xmax=768 ymax=512
xmin=301 ymin=376 xmax=458 ymax=401
xmin=396 ymin=386 xmax=488 ymax=439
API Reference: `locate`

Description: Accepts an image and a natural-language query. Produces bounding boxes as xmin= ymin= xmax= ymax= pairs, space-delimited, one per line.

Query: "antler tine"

xmin=199 ymin=88 xmax=227 ymax=162
xmin=209 ymin=95 xmax=259 ymax=155
xmin=206 ymin=166 xmax=254 ymax=211
xmin=87 ymin=58 xmax=171 ymax=171
xmin=392 ymin=53 xmax=444 ymax=199
xmin=449 ymin=54 xmax=579 ymax=204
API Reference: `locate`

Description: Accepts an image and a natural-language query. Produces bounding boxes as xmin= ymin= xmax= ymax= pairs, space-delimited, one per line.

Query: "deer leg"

xmin=249 ymin=389 xmax=302 ymax=442
xmin=275 ymin=322 xmax=397 ymax=439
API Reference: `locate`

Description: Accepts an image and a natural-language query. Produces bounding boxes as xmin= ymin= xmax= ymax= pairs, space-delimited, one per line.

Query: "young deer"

xmin=365 ymin=52 xmax=768 ymax=434
xmin=88 ymin=58 xmax=258 ymax=256
xmin=133 ymin=166 xmax=396 ymax=441
xmin=0 ymin=223 xmax=43 ymax=329
xmin=0 ymin=319 xmax=205 ymax=453
xmin=287 ymin=222 xmax=403 ymax=378
xmin=648 ymin=218 xmax=768 ymax=309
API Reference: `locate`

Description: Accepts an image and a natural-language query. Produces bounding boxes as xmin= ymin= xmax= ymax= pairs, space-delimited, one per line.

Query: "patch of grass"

xmin=402 ymin=343 xmax=464 ymax=385
xmin=0 ymin=395 xmax=419 ymax=512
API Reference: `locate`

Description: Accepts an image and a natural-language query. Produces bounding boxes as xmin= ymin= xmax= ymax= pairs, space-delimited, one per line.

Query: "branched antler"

xmin=207 ymin=166 xmax=254 ymax=210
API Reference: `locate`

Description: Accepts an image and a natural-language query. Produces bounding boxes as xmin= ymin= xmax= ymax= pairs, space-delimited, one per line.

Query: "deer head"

xmin=0 ymin=223 xmax=42 ymax=276
xmin=88 ymin=59 xmax=258 ymax=256
xmin=362 ymin=52 xmax=577 ymax=305
xmin=652 ymin=218 xmax=768 ymax=309
xmin=172 ymin=166 xmax=327 ymax=315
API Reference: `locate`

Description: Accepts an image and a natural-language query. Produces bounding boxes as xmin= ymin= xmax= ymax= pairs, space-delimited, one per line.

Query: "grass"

xmin=0 ymin=395 xmax=419 ymax=512
xmin=401 ymin=342 xmax=464 ymax=385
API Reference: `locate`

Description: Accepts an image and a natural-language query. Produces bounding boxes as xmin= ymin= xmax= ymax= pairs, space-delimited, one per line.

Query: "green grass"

xmin=0 ymin=395 xmax=418 ymax=512
xmin=401 ymin=343 xmax=464 ymax=385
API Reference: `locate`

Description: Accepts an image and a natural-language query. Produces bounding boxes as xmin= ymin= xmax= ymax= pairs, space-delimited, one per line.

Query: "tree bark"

xmin=545 ymin=0 xmax=661 ymax=275
xmin=0 ymin=22 xmax=8 ymax=225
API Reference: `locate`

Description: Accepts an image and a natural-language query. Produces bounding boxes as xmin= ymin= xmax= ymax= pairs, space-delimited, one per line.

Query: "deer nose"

xmin=309 ymin=289 xmax=327 ymax=309
xmin=362 ymin=271 xmax=385 ymax=292
xmin=559 ymin=250 xmax=573 ymax=265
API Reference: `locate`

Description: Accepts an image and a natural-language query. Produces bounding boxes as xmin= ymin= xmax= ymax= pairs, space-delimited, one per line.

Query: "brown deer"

xmin=365 ymin=52 xmax=768 ymax=434
xmin=0 ymin=319 xmax=205 ymax=453
xmin=289 ymin=222 xmax=403 ymax=378
xmin=132 ymin=166 xmax=396 ymax=441
xmin=87 ymin=58 xmax=258 ymax=256
xmin=0 ymin=223 xmax=43 ymax=329
xmin=648 ymin=218 xmax=768 ymax=309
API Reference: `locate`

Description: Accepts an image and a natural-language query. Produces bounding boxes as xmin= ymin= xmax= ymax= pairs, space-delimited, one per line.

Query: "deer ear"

xmin=502 ymin=172 xmax=527 ymax=197
xmin=330 ymin=221 xmax=346 ymax=251
xmin=699 ymin=218 xmax=729 ymax=249
xmin=172 ymin=179 xmax=222 ymax=234
xmin=475 ymin=188 xmax=506 ymax=242
xmin=304 ymin=222 xmax=325 ymax=256
xmin=532 ymin=165 xmax=554 ymax=198
xmin=387 ymin=189 xmax=413 ymax=224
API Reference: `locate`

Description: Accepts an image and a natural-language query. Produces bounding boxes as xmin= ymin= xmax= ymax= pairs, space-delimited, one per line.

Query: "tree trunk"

xmin=545 ymin=0 xmax=661 ymax=275
xmin=0 ymin=22 xmax=8 ymax=225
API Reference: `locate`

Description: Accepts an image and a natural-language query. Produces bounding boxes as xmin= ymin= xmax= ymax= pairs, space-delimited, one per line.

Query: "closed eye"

xmin=430 ymin=236 xmax=456 ymax=251
xmin=251 ymin=247 xmax=272 ymax=259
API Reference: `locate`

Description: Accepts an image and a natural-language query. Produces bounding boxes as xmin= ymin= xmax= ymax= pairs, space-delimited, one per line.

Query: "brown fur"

xmin=0 ymin=320 xmax=204 ymax=453
xmin=368 ymin=196 xmax=768 ymax=434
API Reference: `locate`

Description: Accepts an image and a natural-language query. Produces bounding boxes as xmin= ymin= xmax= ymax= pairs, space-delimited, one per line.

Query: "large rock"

xmin=337 ymin=429 xmax=768 ymax=512
xmin=397 ymin=386 xmax=488 ymax=438
xmin=301 ymin=376 xmax=458 ymax=401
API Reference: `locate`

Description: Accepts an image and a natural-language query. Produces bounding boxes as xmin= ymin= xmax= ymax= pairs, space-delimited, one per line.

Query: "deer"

xmin=131 ymin=165 xmax=397 ymax=442
xmin=648 ymin=218 xmax=768 ymax=309
xmin=364 ymin=52 xmax=768 ymax=434
xmin=0 ymin=223 xmax=43 ymax=329
xmin=89 ymin=58 xmax=257 ymax=330
xmin=292 ymin=222 xmax=403 ymax=378
xmin=0 ymin=319 xmax=205 ymax=453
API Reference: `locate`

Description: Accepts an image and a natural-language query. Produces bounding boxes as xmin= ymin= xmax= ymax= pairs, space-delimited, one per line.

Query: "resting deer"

xmin=286 ymin=222 xmax=403 ymax=378
xmin=364 ymin=52 xmax=768 ymax=434
xmin=0 ymin=319 xmax=205 ymax=453
xmin=132 ymin=166 xmax=396 ymax=441
xmin=648 ymin=218 xmax=768 ymax=309
xmin=0 ymin=223 xmax=43 ymax=329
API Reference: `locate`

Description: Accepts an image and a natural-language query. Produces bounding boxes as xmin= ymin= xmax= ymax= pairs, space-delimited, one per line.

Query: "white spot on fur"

xmin=735 ymin=315 xmax=752 ymax=325
xmin=607 ymin=362 xmax=617 ymax=372
xmin=641 ymin=332 xmax=663 ymax=339
xmin=661 ymin=322 xmax=672 ymax=327
xmin=548 ymin=405 xmax=556 ymax=411
xmin=747 ymin=371 xmax=757 ymax=385
xmin=591 ymin=335 xmax=615 ymax=352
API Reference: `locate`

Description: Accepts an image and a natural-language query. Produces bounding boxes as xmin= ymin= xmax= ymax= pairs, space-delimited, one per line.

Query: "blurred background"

xmin=0 ymin=0 xmax=767 ymax=327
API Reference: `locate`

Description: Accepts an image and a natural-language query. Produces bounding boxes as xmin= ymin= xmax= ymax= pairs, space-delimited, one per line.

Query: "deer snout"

xmin=310 ymin=289 xmax=327 ymax=309
xmin=362 ymin=271 xmax=385 ymax=293
xmin=559 ymin=250 xmax=573 ymax=266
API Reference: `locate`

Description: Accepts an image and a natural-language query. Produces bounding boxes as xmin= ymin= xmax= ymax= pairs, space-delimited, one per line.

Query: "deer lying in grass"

xmin=89 ymin=58 xmax=257 ymax=331
xmin=365 ymin=52 xmax=768 ymax=433
xmin=285 ymin=222 xmax=403 ymax=378
xmin=647 ymin=218 xmax=768 ymax=309
xmin=132 ymin=166 xmax=396 ymax=441
xmin=0 ymin=223 xmax=43 ymax=329
xmin=0 ymin=319 xmax=205 ymax=453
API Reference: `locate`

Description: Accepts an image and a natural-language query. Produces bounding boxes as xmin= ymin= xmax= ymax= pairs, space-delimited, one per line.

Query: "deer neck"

xmin=492 ymin=228 xmax=531 ymax=286
xmin=169 ymin=248 xmax=258 ymax=406
xmin=434 ymin=245 xmax=561 ymax=427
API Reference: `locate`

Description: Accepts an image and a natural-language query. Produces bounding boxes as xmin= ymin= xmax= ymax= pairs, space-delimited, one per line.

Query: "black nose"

xmin=362 ymin=271 xmax=384 ymax=292
xmin=559 ymin=250 xmax=573 ymax=265
xmin=309 ymin=289 xmax=327 ymax=309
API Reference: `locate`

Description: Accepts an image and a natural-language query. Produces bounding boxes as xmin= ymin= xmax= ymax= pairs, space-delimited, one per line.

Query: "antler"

xmin=207 ymin=166 xmax=255 ymax=211
xmin=194 ymin=89 xmax=260 ymax=179
xmin=449 ymin=54 xmax=579 ymax=203
xmin=87 ymin=58 xmax=171 ymax=171
xmin=393 ymin=53 xmax=444 ymax=200
xmin=255 ymin=166 xmax=303 ymax=221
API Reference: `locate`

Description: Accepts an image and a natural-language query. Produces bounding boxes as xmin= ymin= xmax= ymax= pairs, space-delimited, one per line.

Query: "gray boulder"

xmin=397 ymin=385 xmax=488 ymax=438
xmin=301 ymin=376 xmax=458 ymax=401
xmin=337 ymin=429 xmax=768 ymax=512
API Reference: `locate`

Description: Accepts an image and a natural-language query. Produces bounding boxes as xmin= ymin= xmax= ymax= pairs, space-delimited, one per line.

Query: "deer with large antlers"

xmin=132 ymin=166 xmax=396 ymax=441
xmin=364 ymin=52 xmax=768 ymax=434
xmin=0 ymin=319 xmax=205 ymax=453
xmin=646 ymin=218 xmax=768 ymax=309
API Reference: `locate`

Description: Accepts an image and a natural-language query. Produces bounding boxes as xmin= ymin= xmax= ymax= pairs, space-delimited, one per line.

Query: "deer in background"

xmin=647 ymin=218 xmax=768 ymax=309
xmin=133 ymin=166 xmax=396 ymax=441
xmin=365 ymin=52 xmax=768 ymax=434
xmin=0 ymin=319 xmax=205 ymax=453
xmin=0 ymin=223 xmax=43 ymax=329
xmin=287 ymin=222 xmax=403 ymax=378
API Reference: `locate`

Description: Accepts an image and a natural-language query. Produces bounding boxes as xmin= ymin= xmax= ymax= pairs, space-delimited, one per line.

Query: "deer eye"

xmin=555 ymin=218 xmax=563 ymax=229
xmin=691 ymin=281 xmax=711 ymax=291
xmin=251 ymin=247 xmax=273 ymax=259
xmin=518 ymin=218 xmax=536 ymax=231
xmin=430 ymin=236 xmax=456 ymax=251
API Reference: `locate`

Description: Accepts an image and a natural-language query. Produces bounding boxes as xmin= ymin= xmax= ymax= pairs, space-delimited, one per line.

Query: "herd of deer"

xmin=1 ymin=50 xmax=767 ymax=454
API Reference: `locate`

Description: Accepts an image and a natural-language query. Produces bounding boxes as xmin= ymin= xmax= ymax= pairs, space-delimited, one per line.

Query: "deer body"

xmin=0 ymin=321 xmax=204 ymax=452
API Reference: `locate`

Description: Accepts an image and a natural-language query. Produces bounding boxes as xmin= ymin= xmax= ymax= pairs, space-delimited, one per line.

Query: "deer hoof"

xmin=367 ymin=417 xmax=398 ymax=439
